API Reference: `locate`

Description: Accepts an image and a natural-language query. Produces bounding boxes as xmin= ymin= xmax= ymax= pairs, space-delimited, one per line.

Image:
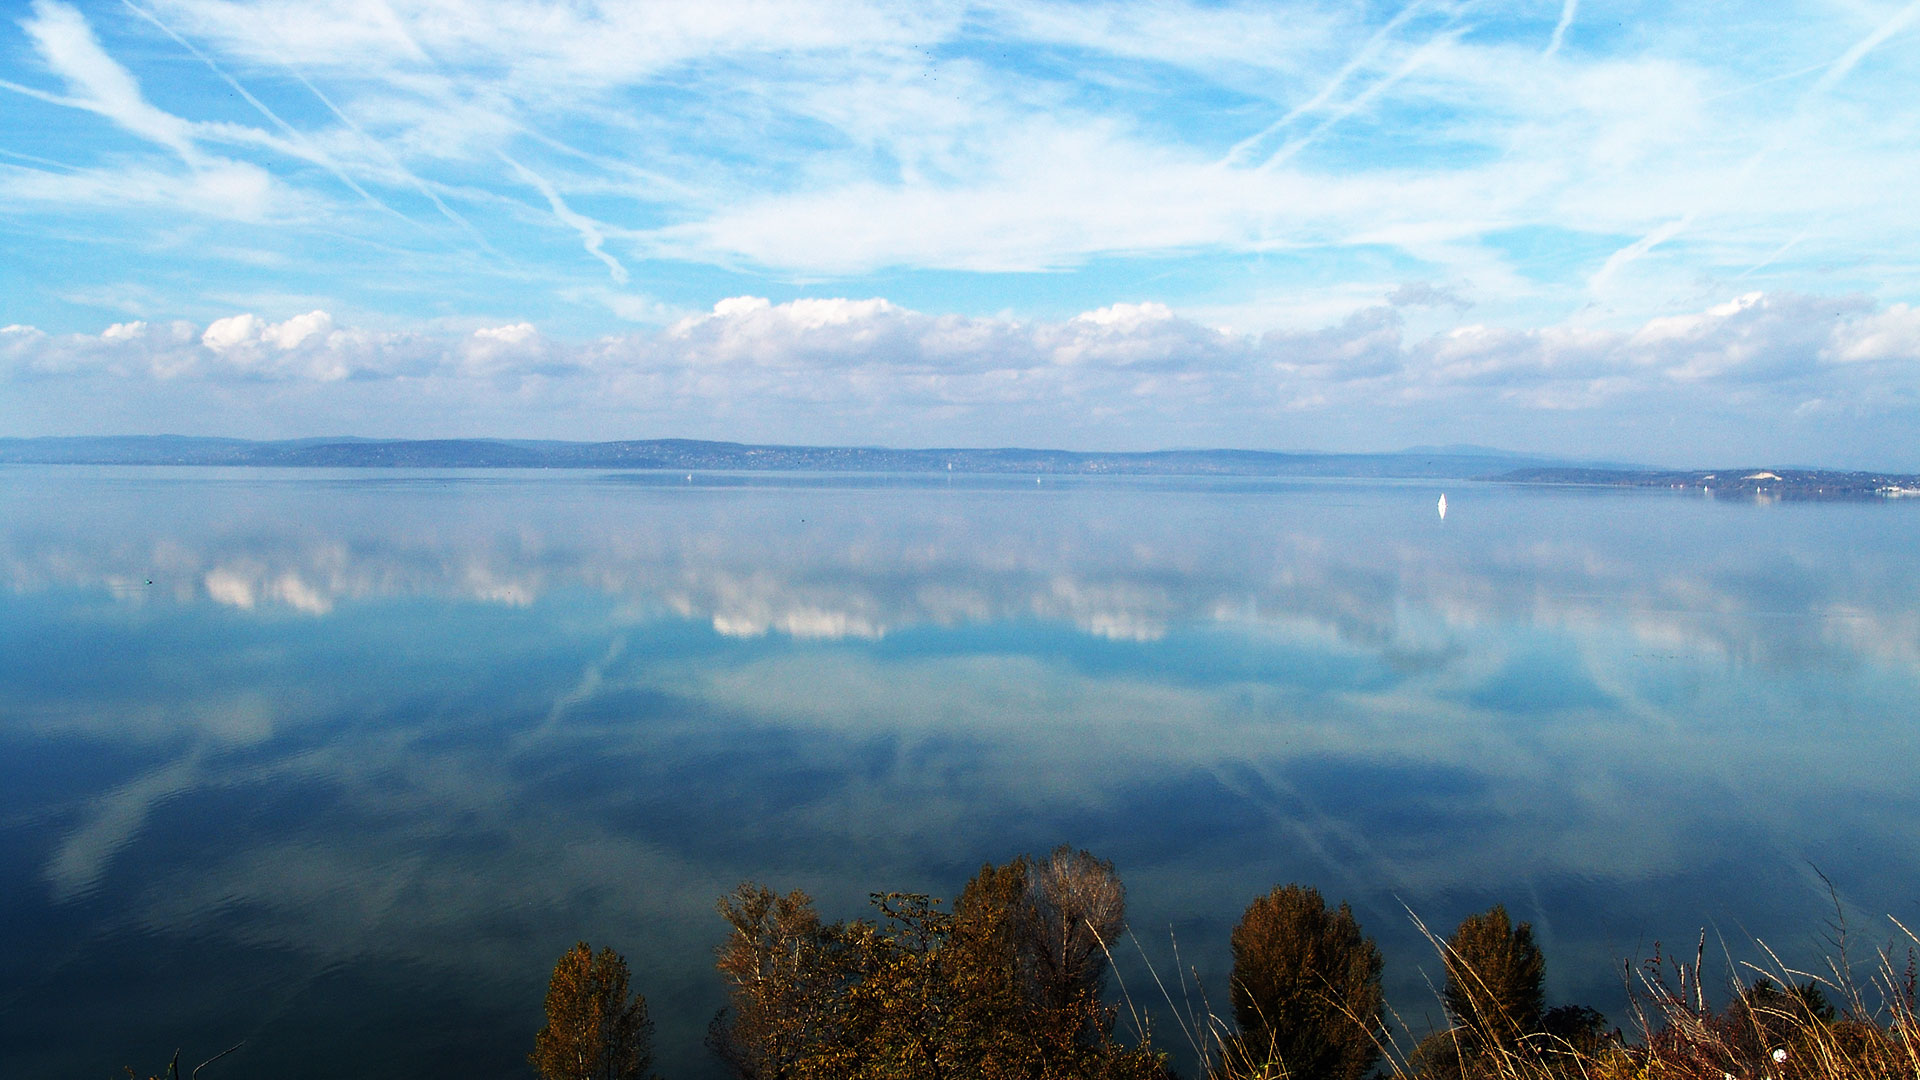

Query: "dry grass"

xmin=1108 ymin=913 xmax=1920 ymax=1080
xmin=1595 ymin=916 xmax=1920 ymax=1080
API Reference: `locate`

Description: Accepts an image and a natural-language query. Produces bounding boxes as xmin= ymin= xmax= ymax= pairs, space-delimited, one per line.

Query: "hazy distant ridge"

xmin=0 ymin=436 xmax=1570 ymax=478
xmin=1498 ymin=466 xmax=1920 ymax=499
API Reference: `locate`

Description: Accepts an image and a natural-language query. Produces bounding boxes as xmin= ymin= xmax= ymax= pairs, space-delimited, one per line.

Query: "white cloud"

xmin=1393 ymin=291 xmax=1901 ymax=411
xmin=0 ymin=0 xmax=1912 ymax=337
xmin=23 ymin=0 xmax=199 ymax=161
xmin=1829 ymin=303 xmax=1920 ymax=363
xmin=473 ymin=321 xmax=538 ymax=345
xmin=10 ymin=2 xmax=284 ymax=221
xmin=201 ymin=312 xmax=267 ymax=351
xmin=194 ymin=310 xmax=366 ymax=380
xmin=1071 ymin=302 xmax=1174 ymax=329
xmin=461 ymin=321 xmax=550 ymax=376
xmin=0 ymin=157 xmax=281 ymax=220
xmin=3 ymin=293 xmax=1917 ymax=456
xmin=269 ymin=309 xmax=334 ymax=349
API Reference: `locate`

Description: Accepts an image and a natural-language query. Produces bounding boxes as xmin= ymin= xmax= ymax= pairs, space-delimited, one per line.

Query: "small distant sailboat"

xmin=1437 ymin=493 xmax=1448 ymax=520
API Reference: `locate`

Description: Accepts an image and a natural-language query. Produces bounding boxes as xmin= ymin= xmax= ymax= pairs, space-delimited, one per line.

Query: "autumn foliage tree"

xmin=707 ymin=850 xmax=1162 ymax=1080
xmin=1225 ymin=884 xmax=1386 ymax=1080
xmin=707 ymin=883 xmax=853 ymax=1078
xmin=531 ymin=942 xmax=656 ymax=1080
xmin=1441 ymin=905 xmax=1546 ymax=1053
xmin=1410 ymin=905 xmax=1548 ymax=1080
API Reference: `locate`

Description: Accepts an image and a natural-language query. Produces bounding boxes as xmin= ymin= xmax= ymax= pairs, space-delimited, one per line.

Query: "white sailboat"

xmin=1437 ymin=493 xmax=1448 ymax=519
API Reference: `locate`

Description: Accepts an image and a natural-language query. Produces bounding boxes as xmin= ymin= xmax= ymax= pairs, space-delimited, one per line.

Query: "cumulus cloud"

xmin=1398 ymin=292 xmax=1893 ymax=405
xmin=4 ymin=291 xmax=1920 ymax=458
xmin=1829 ymin=303 xmax=1920 ymax=364
xmin=1262 ymin=306 xmax=1407 ymax=380
xmin=2 ymin=310 xmax=436 ymax=383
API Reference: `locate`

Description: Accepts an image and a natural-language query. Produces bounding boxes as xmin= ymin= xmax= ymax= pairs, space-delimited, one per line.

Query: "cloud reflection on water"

xmin=6 ymin=471 xmax=1919 ymax=668
xmin=2 ymin=468 xmax=1918 ymax=1079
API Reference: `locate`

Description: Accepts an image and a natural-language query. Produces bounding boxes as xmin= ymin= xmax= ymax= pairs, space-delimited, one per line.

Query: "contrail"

xmin=1259 ymin=27 xmax=1460 ymax=173
xmin=500 ymin=152 xmax=630 ymax=283
xmin=1698 ymin=60 xmax=1828 ymax=104
xmin=1733 ymin=233 xmax=1807 ymax=281
xmin=283 ymin=64 xmax=505 ymax=258
xmin=1543 ymin=0 xmax=1577 ymax=56
xmin=0 ymin=146 xmax=83 ymax=170
xmin=1587 ymin=214 xmax=1693 ymax=297
xmin=1693 ymin=0 xmax=1920 ymax=290
xmin=0 ymin=77 xmax=85 ymax=109
xmin=1812 ymin=0 xmax=1920 ymax=94
xmin=515 ymin=125 xmax=702 ymax=205
xmin=238 ymin=4 xmax=517 ymax=263
xmin=118 ymin=0 xmax=408 ymax=223
xmin=1223 ymin=0 xmax=1431 ymax=168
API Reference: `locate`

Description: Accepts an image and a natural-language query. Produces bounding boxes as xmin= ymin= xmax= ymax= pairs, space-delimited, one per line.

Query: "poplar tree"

xmin=1441 ymin=905 xmax=1545 ymax=1053
xmin=531 ymin=942 xmax=656 ymax=1080
xmin=1227 ymin=884 xmax=1385 ymax=1080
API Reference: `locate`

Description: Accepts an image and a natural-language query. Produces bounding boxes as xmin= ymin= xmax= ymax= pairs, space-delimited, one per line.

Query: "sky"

xmin=1 ymin=0 xmax=1918 ymax=466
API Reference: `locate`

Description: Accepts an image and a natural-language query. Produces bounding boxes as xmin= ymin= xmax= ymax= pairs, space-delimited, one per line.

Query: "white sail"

xmin=1438 ymin=493 xmax=1448 ymax=519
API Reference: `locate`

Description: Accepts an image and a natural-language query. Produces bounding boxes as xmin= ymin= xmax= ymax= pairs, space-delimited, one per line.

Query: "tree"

xmin=1441 ymin=905 xmax=1545 ymax=1054
xmin=531 ymin=942 xmax=656 ymax=1080
xmin=950 ymin=853 xmax=1161 ymax=1077
xmin=708 ymin=884 xmax=857 ymax=1080
xmin=1540 ymin=1004 xmax=1610 ymax=1056
xmin=1018 ymin=846 xmax=1128 ymax=1012
xmin=1226 ymin=884 xmax=1385 ymax=1080
xmin=710 ymin=862 xmax=1164 ymax=1080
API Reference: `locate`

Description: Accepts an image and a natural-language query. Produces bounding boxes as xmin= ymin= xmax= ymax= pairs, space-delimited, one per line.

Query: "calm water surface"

xmin=2 ymin=467 xmax=1916 ymax=1078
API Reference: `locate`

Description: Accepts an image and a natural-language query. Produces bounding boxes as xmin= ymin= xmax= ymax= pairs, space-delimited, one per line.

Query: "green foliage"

xmin=1224 ymin=884 xmax=1385 ymax=1080
xmin=531 ymin=941 xmax=656 ymax=1080
xmin=1441 ymin=906 xmax=1546 ymax=1055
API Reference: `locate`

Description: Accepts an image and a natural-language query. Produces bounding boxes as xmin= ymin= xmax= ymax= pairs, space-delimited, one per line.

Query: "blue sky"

xmin=2 ymin=0 xmax=1918 ymax=466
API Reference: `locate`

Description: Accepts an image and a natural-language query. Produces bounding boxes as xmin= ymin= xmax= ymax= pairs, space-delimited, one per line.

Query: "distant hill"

xmin=0 ymin=435 xmax=1578 ymax=479
xmin=1497 ymin=466 xmax=1920 ymax=500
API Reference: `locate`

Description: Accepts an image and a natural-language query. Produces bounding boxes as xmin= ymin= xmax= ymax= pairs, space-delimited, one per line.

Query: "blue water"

xmin=2 ymin=467 xmax=1916 ymax=1078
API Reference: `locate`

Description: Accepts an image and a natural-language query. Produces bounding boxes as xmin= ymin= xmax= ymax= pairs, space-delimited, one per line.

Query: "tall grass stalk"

xmin=1102 ymin=916 xmax=1920 ymax=1080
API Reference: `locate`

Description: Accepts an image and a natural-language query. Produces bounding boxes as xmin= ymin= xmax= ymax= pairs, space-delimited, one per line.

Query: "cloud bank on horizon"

xmin=2 ymin=0 xmax=1917 ymax=465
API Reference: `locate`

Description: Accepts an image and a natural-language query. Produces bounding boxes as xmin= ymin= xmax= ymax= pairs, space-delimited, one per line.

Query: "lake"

xmin=2 ymin=466 xmax=1916 ymax=1079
